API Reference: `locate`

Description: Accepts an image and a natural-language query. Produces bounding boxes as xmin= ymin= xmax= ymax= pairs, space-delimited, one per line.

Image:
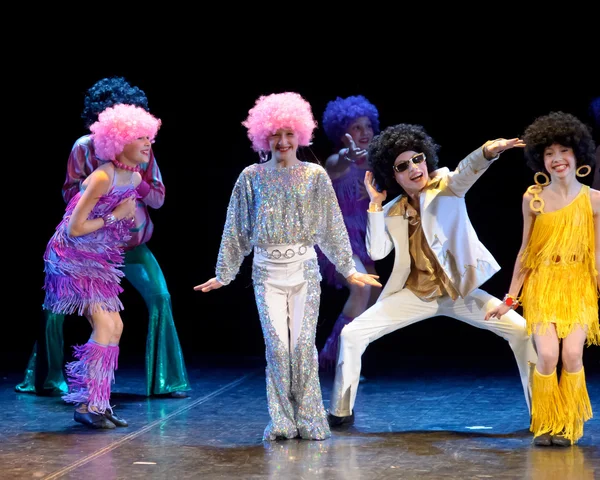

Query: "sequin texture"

xmin=215 ymin=161 xmax=351 ymax=441
xmin=215 ymin=163 xmax=355 ymax=285
xmin=253 ymin=256 xmax=331 ymax=441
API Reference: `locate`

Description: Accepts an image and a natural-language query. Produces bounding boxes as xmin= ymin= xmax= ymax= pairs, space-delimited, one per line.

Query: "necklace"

xmin=112 ymin=159 xmax=141 ymax=173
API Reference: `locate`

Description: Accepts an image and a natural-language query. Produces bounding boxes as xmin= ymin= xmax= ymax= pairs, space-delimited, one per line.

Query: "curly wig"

xmin=368 ymin=124 xmax=440 ymax=197
xmin=90 ymin=104 xmax=161 ymax=161
xmin=523 ymin=111 xmax=596 ymax=172
xmin=82 ymin=76 xmax=149 ymax=128
xmin=322 ymin=95 xmax=380 ymax=146
xmin=242 ymin=92 xmax=317 ymax=152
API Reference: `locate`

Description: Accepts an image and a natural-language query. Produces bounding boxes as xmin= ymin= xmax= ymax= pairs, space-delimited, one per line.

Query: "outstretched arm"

xmin=448 ymin=138 xmax=526 ymax=197
xmin=324 ymin=134 xmax=370 ymax=180
xmin=482 ymin=138 xmax=526 ymax=160
xmin=193 ymin=278 xmax=224 ymax=292
xmin=194 ymin=171 xmax=253 ymax=292
xmin=485 ymin=192 xmax=535 ymax=320
xmin=315 ymin=169 xmax=358 ymax=278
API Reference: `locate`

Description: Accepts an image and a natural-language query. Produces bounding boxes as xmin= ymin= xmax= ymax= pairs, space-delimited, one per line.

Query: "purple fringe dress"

xmin=43 ymin=178 xmax=136 ymax=413
xmin=43 ymin=183 xmax=136 ymax=316
xmin=318 ymin=164 xmax=374 ymax=289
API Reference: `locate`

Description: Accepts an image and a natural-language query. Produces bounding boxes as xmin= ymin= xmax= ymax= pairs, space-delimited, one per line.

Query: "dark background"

xmin=5 ymin=21 xmax=600 ymax=377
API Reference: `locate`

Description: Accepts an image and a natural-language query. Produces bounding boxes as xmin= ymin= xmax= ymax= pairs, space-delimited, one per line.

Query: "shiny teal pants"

xmin=16 ymin=244 xmax=190 ymax=396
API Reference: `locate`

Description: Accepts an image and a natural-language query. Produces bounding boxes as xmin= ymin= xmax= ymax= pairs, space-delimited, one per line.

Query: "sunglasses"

xmin=392 ymin=153 xmax=426 ymax=173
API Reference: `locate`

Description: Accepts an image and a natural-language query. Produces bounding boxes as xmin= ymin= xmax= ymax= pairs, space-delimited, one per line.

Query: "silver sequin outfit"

xmin=215 ymin=162 xmax=357 ymax=441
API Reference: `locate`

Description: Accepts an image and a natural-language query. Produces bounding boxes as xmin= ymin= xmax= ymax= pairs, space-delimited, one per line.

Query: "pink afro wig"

xmin=90 ymin=104 xmax=161 ymax=161
xmin=242 ymin=92 xmax=317 ymax=152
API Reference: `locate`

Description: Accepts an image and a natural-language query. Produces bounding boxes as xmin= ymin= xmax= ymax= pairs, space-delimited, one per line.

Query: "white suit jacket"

xmin=366 ymin=147 xmax=501 ymax=301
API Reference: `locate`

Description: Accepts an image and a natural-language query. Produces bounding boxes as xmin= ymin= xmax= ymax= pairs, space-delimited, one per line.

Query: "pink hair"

xmin=242 ymin=92 xmax=317 ymax=152
xmin=90 ymin=104 xmax=161 ymax=161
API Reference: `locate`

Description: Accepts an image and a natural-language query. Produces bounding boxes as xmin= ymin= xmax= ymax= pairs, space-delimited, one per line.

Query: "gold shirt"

xmin=391 ymin=196 xmax=459 ymax=301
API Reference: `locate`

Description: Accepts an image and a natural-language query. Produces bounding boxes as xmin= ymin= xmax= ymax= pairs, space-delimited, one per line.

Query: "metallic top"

xmin=216 ymin=162 xmax=356 ymax=285
xmin=400 ymin=197 xmax=459 ymax=301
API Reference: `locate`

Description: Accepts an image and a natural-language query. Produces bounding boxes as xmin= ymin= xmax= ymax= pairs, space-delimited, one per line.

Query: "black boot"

xmin=74 ymin=410 xmax=116 ymax=429
xmin=104 ymin=410 xmax=129 ymax=427
xmin=551 ymin=434 xmax=572 ymax=447
xmin=327 ymin=410 xmax=355 ymax=427
xmin=532 ymin=433 xmax=552 ymax=446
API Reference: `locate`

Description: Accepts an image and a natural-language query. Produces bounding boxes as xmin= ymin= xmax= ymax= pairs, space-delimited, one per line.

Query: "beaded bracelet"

xmin=502 ymin=293 xmax=520 ymax=309
xmin=103 ymin=213 xmax=117 ymax=226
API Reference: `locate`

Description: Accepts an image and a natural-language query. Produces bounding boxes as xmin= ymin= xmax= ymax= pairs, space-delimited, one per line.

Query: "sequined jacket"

xmin=366 ymin=147 xmax=501 ymax=301
xmin=215 ymin=162 xmax=357 ymax=285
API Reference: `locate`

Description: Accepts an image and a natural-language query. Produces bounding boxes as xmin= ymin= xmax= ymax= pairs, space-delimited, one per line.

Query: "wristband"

xmin=502 ymin=293 xmax=520 ymax=309
xmin=136 ymin=180 xmax=151 ymax=199
xmin=368 ymin=202 xmax=383 ymax=213
xmin=104 ymin=213 xmax=117 ymax=226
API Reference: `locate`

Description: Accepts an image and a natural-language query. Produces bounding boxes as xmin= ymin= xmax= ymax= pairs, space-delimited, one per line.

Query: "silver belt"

xmin=255 ymin=245 xmax=309 ymax=260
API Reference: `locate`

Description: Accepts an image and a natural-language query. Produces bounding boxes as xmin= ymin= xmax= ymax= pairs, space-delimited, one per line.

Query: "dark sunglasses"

xmin=392 ymin=153 xmax=426 ymax=173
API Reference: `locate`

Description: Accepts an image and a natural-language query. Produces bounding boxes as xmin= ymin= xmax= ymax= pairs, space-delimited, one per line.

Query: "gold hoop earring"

xmin=534 ymin=172 xmax=550 ymax=186
xmin=527 ymin=184 xmax=545 ymax=213
xmin=576 ymin=165 xmax=592 ymax=177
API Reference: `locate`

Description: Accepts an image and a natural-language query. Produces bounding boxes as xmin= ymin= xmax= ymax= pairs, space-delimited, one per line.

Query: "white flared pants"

xmin=329 ymin=288 xmax=537 ymax=417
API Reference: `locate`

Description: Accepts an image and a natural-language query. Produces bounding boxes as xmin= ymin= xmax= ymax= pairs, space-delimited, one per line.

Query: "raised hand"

xmin=483 ymin=138 xmax=526 ymax=159
xmin=364 ymin=171 xmax=387 ymax=204
xmin=342 ymin=133 xmax=368 ymax=163
xmin=194 ymin=277 xmax=223 ymax=293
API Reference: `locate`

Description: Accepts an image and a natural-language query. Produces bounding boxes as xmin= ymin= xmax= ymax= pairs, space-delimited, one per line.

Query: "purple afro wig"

xmin=322 ymin=95 xmax=380 ymax=146
xmin=242 ymin=92 xmax=317 ymax=152
xmin=90 ymin=104 xmax=161 ymax=161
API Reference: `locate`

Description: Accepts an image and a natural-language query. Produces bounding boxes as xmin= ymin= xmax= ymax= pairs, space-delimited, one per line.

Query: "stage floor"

xmin=2 ymin=355 xmax=599 ymax=479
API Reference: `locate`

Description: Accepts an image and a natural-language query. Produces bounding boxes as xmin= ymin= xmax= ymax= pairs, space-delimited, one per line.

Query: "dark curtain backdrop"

xmin=6 ymin=24 xmax=599 ymax=374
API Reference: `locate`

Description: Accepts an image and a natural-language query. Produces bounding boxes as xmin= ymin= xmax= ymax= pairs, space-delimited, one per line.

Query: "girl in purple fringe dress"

xmin=317 ymin=95 xmax=382 ymax=370
xmin=43 ymin=104 xmax=161 ymax=429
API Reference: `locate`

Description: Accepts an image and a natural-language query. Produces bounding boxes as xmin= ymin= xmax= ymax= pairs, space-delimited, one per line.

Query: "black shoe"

xmin=327 ymin=411 xmax=355 ymax=427
xmin=74 ymin=410 xmax=116 ymax=429
xmin=104 ymin=410 xmax=128 ymax=427
xmin=551 ymin=434 xmax=572 ymax=447
xmin=169 ymin=391 xmax=190 ymax=399
xmin=533 ymin=433 xmax=552 ymax=446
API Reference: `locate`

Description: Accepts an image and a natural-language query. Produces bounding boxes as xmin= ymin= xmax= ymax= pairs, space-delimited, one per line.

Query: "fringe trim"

xmin=521 ymin=186 xmax=600 ymax=346
xmin=530 ymin=368 xmax=565 ymax=438
xmin=43 ymin=190 xmax=136 ymax=317
xmin=62 ymin=342 xmax=119 ymax=414
xmin=559 ymin=368 xmax=593 ymax=443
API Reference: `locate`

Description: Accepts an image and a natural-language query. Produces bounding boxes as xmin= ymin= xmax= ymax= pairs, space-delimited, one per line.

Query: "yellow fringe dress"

xmin=521 ymin=184 xmax=599 ymax=443
xmin=521 ymin=184 xmax=600 ymax=344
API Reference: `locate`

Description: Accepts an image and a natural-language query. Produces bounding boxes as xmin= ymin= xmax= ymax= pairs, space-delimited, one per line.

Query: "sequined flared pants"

xmin=252 ymin=244 xmax=331 ymax=441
